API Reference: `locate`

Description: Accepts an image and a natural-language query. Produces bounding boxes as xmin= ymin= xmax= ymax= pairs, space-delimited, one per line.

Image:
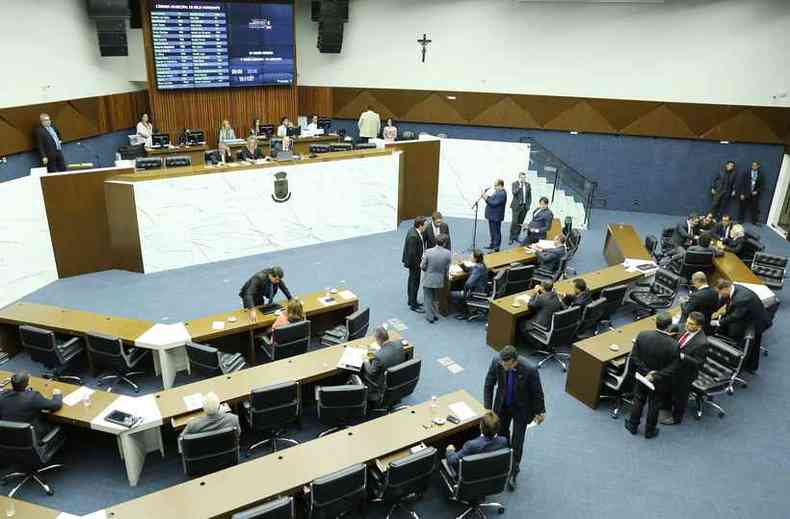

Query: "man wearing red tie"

xmin=662 ymin=312 xmax=709 ymax=425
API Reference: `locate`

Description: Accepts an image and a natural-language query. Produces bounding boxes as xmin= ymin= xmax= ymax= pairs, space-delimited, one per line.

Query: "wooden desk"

xmin=712 ymin=251 xmax=763 ymax=284
xmin=603 ymin=223 xmax=652 ymax=265
xmin=226 ymin=134 xmax=340 ymax=158
xmin=565 ymin=308 xmax=681 ymax=409
xmin=0 ymin=302 xmax=153 ymax=357
xmin=486 ymin=265 xmax=645 ymax=350
xmin=166 ymin=333 xmax=411 ymax=430
xmin=145 ymin=144 xmax=207 ymax=166
xmin=0 ymin=496 xmax=60 ymax=519
xmin=102 ymin=390 xmax=484 ymax=519
xmin=439 ymin=219 xmax=562 ymax=315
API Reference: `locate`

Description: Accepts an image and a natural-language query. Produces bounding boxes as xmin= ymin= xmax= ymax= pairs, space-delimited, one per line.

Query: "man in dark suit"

xmin=402 ymin=217 xmax=427 ymax=313
xmin=715 ymin=280 xmax=770 ymax=373
xmin=35 ymin=113 xmax=66 ymax=173
xmin=0 ymin=372 xmax=62 ymax=437
xmin=662 ymin=312 xmax=709 ymax=425
xmin=445 ymin=411 xmax=509 ymax=470
xmin=535 ymin=234 xmax=566 ymax=271
xmin=521 ymin=197 xmax=554 ymax=245
xmin=560 ymin=278 xmax=592 ymax=310
xmin=424 ymin=211 xmax=451 ymax=250
xmin=710 ymin=160 xmax=737 ymax=218
xmin=361 ymin=327 xmax=406 ymax=402
xmin=738 ymin=161 xmax=764 ymax=225
xmin=713 ymin=214 xmax=735 ymax=242
xmin=519 ymin=281 xmax=565 ymax=337
xmin=483 ymin=180 xmax=507 ymax=252
xmin=625 ymin=312 xmax=679 ymax=439
xmin=239 ymin=266 xmax=293 ymax=321
xmin=672 ymin=213 xmax=698 ymax=248
xmin=238 ymin=136 xmax=264 ymax=161
xmin=509 ymin=172 xmax=532 ymax=245
xmin=484 ymin=345 xmax=545 ymax=489
xmin=454 ymin=249 xmax=487 ymax=320
xmin=680 ymin=271 xmax=721 ymax=335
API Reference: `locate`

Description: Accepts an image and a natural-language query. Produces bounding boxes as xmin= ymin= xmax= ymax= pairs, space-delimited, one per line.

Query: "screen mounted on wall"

xmin=150 ymin=1 xmax=294 ymax=90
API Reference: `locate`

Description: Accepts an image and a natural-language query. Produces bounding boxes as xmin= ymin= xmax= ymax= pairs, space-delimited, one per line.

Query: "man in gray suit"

xmin=180 ymin=392 xmax=240 ymax=440
xmin=361 ymin=326 xmax=407 ymax=402
xmin=420 ymin=234 xmax=452 ymax=323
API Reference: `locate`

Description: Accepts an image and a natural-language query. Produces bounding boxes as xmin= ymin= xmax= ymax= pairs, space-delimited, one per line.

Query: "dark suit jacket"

xmin=711 ymin=169 xmax=736 ymax=199
xmin=714 ymin=222 xmax=734 ymax=241
xmin=239 ymin=269 xmax=293 ymax=308
xmin=527 ymin=208 xmax=553 ymax=234
xmin=681 ymin=286 xmax=720 ymax=334
xmin=447 ymin=434 xmax=509 ymax=468
xmin=424 ymin=221 xmax=451 ymax=250
xmin=719 ymin=285 xmax=770 ymax=338
xmin=630 ymin=330 xmax=679 ymax=390
xmin=463 ymin=263 xmax=487 ymax=293
xmin=34 ymin=125 xmax=62 ymax=159
xmin=738 ymin=168 xmax=763 ymax=198
xmin=723 ymin=236 xmax=746 ymax=258
xmin=527 ymin=291 xmax=565 ymax=329
xmin=672 ymin=221 xmax=694 ymax=247
xmin=484 ymin=190 xmax=507 ymax=222
xmin=484 ymin=356 xmax=545 ymax=422
xmin=666 ymin=330 xmax=708 ymax=387
xmin=536 ymin=246 xmax=565 ymax=270
xmin=238 ymin=146 xmax=264 ymax=161
xmin=0 ymin=389 xmax=63 ymax=436
xmin=362 ymin=340 xmax=407 ymax=400
xmin=510 ymin=181 xmax=532 ymax=209
xmin=563 ymin=290 xmax=592 ymax=310
xmin=402 ymin=228 xmax=425 ymax=269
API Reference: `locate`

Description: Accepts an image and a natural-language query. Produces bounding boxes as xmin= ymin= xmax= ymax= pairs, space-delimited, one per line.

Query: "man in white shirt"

xmin=277 ymin=117 xmax=291 ymax=138
xmin=357 ymin=106 xmax=381 ymax=143
xmin=306 ymin=114 xmax=320 ymax=132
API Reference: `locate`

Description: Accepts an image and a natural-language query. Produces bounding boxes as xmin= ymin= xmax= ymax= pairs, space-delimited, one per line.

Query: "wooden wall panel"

xmin=105 ymin=182 xmax=144 ymax=273
xmin=298 ymin=86 xmax=333 ymax=117
xmin=0 ymin=91 xmax=149 ymax=157
xmin=308 ymin=86 xmax=790 ymax=146
xmin=140 ymin=0 xmax=298 ymax=148
xmin=385 ymin=140 xmax=440 ymax=222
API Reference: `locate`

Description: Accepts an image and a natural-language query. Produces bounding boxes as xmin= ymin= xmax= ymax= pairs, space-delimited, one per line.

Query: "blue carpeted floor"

xmin=4 ymin=209 xmax=790 ymax=518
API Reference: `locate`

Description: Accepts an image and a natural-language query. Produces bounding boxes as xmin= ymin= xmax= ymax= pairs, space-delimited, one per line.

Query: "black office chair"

xmin=504 ymin=265 xmax=534 ymax=295
xmin=673 ymin=249 xmax=714 ymax=281
xmin=261 ymin=321 xmax=311 ymax=361
xmin=180 ymin=426 xmax=240 ymax=476
xmin=371 ymin=447 xmax=437 ymax=519
xmin=524 ymin=306 xmax=582 ymax=371
xmin=600 ymin=354 xmax=634 ymax=419
xmin=751 ymin=252 xmax=787 ymax=290
xmin=659 ymin=227 xmax=675 ymax=255
xmin=0 ymin=421 xmax=66 ymax=497
xmin=306 ymin=464 xmax=367 ymax=519
xmin=244 ymin=381 xmax=301 ymax=457
xmin=185 ymin=341 xmax=247 ymax=378
xmin=644 ymin=235 xmax=659 ymax=261
xmin=690 ymin=334 xmax=751 ymax=419
xmin=761 ymin=297 xmax=781 ymax=357
xmin=440 ymin=448 xmax=512 ymax=519
xmin=321 ymin=307 xmax=370 ymax=347
xmin=85 ymin=331 xmax=149 ymax=392
xmin=628 ymin=269 xmax=682 ymax=320
xmin=598 ymin=284 xmax=628 ymax=330
xmin=232 ymin=497 xmax=294 ymax=519
xmin=371 ymin=358 xmax=422 ymax=414
xmin=564 ymin=229 xmax=583 ymax=276
xmin=231 ymin=496 xmax=295 ymax=519
xmin=316 ymin=384 xmax=368 ymax=437
xmin=466 ymin=270 xmax=508 ymax=320
xmin=19 ymin=325 xmax=83 ymax=383
xmin=736 ymin=237 xmax=765 ymax=264
xmin=576 ymin=297 xmax=608 ymax=338
xmin=531 ymin=255 xmax=568 ymax=287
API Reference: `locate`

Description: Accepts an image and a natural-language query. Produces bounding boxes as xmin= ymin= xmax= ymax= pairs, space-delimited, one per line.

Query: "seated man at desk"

xmin=672 ymin=213 xmax=699 ymax=248
xmin=360 ymin=327 xmax=406 ymax=403
xmin=668 ymin=233 xmax=722 ymax=272
xmin=519 ymin=281 xmax=565 ymax=336
xmin=560 ymin=278 xmax=591 ymax=310
xmin=445 ymin=411 xmax=508 ymax=471
xmin=276 ymin=117 xmax=292 ymax=138
xmin=521 ymin=197 xmax=554 ymax=245
xmin=238 ymin=136 xmax=264 ymax=161
xmin=0 ymin=372 xmax=62 ymax=436
xmin=181 ymin=392 xmax=240 ymax=437
xmin=714 ymin=214 xmax=735 ymax=242
xmin=534 ymin=234 xmax=566 ymax=270
xmin=454 ymin=249 xmax=487 ymax=320
xmin=720 ymin=224 xmax=748 ymax=258
xmin=239 ymin=266 xmax=293 ymax=322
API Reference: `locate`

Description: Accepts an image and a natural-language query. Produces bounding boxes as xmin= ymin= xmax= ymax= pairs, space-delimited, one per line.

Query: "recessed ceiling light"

xmin=446 ymin=96 xmax=457 ymax=100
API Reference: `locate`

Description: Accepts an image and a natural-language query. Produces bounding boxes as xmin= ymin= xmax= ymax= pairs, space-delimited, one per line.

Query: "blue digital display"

xmin=150 ymin=1 xmax=295 ymax=90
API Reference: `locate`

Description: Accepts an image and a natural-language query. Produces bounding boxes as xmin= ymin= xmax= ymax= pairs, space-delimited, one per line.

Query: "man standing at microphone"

xmin=483 ymin=179 xmax=507 ymax=252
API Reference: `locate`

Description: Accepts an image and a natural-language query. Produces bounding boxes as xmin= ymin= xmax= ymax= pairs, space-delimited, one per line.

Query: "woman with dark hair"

xmin=382 ymin=117 xmax=398 ymax=141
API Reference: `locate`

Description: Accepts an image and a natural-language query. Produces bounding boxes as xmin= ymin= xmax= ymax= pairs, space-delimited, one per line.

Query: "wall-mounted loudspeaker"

xmin=87 ymin=0 xmax=130 ymax=56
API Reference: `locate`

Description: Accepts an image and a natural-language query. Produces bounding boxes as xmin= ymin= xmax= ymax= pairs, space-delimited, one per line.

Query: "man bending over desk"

xmin=239 ymin=266 xmax=293 ymax=322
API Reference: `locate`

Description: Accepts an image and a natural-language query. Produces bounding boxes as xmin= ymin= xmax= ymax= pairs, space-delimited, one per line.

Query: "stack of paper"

xmin=63 ymin=386 xmax=95 ymax=407
xmin=211 ymin=321 xmax=225 ymax=330
xmin=338 ymin=289 xmax=356 ymax=300
xmin=448 ymin=402 xmax=477 ymax=421
xmin=534 ymin=240 xmax=556 ymax=250
xmin=449 ymin=264 xmax=463 ymax=276
xmin=337 ymin=347 xmax=367 ymax=371
xmin=183 ymin=393 xmax=204 ymax=412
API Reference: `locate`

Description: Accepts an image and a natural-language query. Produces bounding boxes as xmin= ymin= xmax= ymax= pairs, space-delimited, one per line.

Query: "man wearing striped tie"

xmin=662 ymin=312 xmax=709 ymax=425
xmin=35 ymin=113 xmax=67 ymax=172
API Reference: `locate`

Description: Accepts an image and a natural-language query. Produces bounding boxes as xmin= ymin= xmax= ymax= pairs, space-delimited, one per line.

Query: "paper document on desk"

xmin=211 ymin=321 xmax=225 ymax=330
xmin=534 ymin=240 xmax=556 ymax=250
xmin=337 ymin=347 xmax=368 ymax=372
xmin=448 ymin=401 xmax=477 ymax=421
xmin=449 ymin=264 xmax=463 ymax=276
xmin=63 ymin=386 xmax=95 ymax=407
xmin=183 ymin=393 xmax=204 ymax=411
xmin=635 ymin=372 xmax=655 ymax=391
xmin=515 ymin=294 xmax=531 ymax=305
xmin=338 ymin=290 xmax=356 ymax=300
xmin=623 ymin=258 xmax=658 ymax=273
xmin=79 ymin=511 xmax=108 ymax=519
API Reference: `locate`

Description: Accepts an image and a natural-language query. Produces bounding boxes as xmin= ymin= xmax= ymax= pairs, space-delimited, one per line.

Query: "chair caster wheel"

xmin=718 ymin=412 xmax=725 ymax=419
xmin=694 ymin=413 xmax=701 ymax=420
xmin=726 ymin=387 xmax=734 ymax=395
xmin=561 ymin=368 xmax=567 ymax=373
xmin=498 ymin=507 xmax=505 ymax=514
xmin=46 ymin=489 xmax=54 ymax=496
xmin=134 ymin=388 xmax=140 ymax=393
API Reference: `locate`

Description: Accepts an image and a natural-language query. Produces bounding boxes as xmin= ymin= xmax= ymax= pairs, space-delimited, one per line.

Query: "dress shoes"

xmin=409 ymin=305 xmax=425 ymax=314
xmin=644 ymin=429 xmax=660 ymax=439
xmin=426 ymin=318 xmax=436 ymax=324
xmin=507 ymin=473 xmax=518 ymax=491
xmin=660 ymin=418 xmax=681 ymax=426
xmin=624 ymin=421 xmax=638 ymax=435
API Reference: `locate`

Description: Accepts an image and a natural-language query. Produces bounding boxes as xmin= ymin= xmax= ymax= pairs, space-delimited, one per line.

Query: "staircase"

xmin=524 ymin=169 xmax=588 ymax=230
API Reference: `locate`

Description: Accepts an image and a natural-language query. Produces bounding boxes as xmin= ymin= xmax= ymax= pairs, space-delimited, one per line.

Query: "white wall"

xmin=295 ymin=0 xmax=790 ymax=107
xmin=0 ymin=0 xmax=146 ymax=109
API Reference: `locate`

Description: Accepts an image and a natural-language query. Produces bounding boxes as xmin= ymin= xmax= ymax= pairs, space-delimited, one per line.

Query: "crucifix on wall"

xmin=417 ymin=33 xmax=432 ymax=63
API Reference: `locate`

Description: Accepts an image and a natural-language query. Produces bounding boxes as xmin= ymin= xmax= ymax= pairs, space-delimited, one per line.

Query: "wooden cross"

xmin=417 ymin=33 xmax=432 ymax=63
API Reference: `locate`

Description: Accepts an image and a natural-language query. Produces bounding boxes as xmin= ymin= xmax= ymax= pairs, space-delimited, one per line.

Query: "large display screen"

xmin=150 ymin=1 xmax=294 ymax=90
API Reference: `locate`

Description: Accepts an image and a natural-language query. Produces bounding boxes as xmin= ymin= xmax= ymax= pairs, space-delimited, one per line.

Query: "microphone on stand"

xmin=471 ymin=186 xmax=490 ymax=209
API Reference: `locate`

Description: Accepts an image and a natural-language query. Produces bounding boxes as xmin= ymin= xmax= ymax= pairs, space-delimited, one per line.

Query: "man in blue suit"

xmin=445 ymin=411 xmax=508 ymax=470
xmin=454 ymin=249 xmax=488 ymax=320
xmin=521 ymin=197 xmax=554 ymax=245
xmin=483 ymin=179 xmax=507 ymax=252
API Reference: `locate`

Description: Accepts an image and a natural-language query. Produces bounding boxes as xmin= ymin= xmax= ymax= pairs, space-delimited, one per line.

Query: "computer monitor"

xmin=286 ymin=126 xmax=301 ymax=138
xmin=354 ymin=142 xmax=376 ymax=150
xmin=165 ymin=156 xmax=192 ymax=168
xmin=135 ymin=157 xmax=163 ymax=171
xmin=318 ymin=117 xmax=332 ymax=131
xmin=187 ymin=130 xmax=206 ymax=146
xmin=151 ymin=133 xmax=170 ymax=148
xmin=258 ymin=124 xmax=274 ymax=138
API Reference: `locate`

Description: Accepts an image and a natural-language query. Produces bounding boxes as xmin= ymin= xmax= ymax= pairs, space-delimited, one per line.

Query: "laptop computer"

xmin=275 ymin=150 xmax=294 ymax=161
